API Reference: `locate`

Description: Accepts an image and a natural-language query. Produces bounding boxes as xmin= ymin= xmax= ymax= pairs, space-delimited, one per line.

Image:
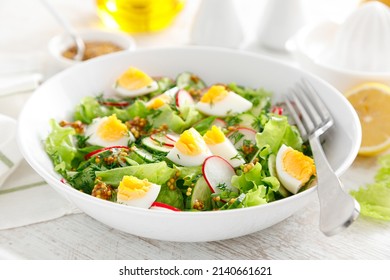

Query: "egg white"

xmin=117 ymin=183 xmax=161 ymax=208
xmin=275 ymin=144 xmax=304 ymax=194
xmin=196 ymin=91 xmax=252 ymax=117
xmin=166 ymin=146 xmax=212 ymax=167
xmin=146 ymin=91 xmax=173 ymax=109
xmin=166 ymin=128 xmax=212 ymax=167
xmin=114 ymin=80 xmax=159 ymax=98
xmin=85 ymin=117 xmax=134 ymax=147
xmin=207 ymin=140 xmax=245 ymax=168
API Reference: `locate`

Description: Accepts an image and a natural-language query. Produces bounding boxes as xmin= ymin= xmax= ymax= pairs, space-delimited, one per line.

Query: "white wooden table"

xmin=1 ymin=0 xmax=389 ymax=260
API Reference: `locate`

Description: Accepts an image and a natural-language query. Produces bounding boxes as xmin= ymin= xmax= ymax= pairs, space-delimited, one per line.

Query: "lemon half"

xmin=345 ymin=82 xmax=390 ymax=156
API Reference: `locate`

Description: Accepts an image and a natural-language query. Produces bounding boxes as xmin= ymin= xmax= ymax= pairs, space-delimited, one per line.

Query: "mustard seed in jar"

xmin=62 ymin=41 xmax=123 ymax=61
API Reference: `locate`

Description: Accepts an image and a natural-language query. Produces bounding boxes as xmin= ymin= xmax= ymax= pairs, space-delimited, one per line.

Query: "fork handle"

xmin=309 ymin=136 xmax=360 ymax=236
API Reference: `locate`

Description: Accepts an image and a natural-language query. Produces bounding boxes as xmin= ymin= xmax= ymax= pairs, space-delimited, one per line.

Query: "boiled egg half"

xmin=85 ymin=114 xmax=134 ymax=147
xmin=116 ymin=175 xmax=161 ymax=208
xmin=146 ymin=93 xmax=172 ymax=109
xmin=113 ymin=67 xmax=158 ymax=97
xmin=196 ymin=85 xmax=252 ymax=117
xmin=166 ymin=128 xmax=212 ymax=166
xmin=275 ymin=144 xmax=316 ymax=194
xmin=203 ymin=125 xmax=245 ymax=168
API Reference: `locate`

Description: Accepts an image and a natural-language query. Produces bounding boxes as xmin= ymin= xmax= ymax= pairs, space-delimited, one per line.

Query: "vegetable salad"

xmin=45 ymin=67 xmax=316 ymax=211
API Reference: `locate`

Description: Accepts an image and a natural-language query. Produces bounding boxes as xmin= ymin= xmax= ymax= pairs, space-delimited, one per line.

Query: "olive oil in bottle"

xmin=96 ymin=0 xmax=185 ymax=33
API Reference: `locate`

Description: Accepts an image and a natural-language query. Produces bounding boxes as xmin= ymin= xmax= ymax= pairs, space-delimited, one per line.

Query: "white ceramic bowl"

xmin=17 ymin=47 xmax=361 ymax=242
xmin=288 ymin=20 xmax=390 ymax=93
xmin=48 ymin=29 xmax=136 ymax=69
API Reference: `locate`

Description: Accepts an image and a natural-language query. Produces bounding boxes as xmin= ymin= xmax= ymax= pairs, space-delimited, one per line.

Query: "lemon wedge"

xmin=361 ymin=0 xmax=390 ymax=7
xmin=345 ymin=82 xmax=390 ymax=156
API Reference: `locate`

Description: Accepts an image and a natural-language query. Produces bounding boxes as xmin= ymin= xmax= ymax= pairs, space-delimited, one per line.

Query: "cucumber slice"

xmin=150 ymin=132 xmax=177 ymax=147
xmin=190 ymin=176 xmax=212 ymax=211
xmin=277 ymin=184 xmax=292 ymax=198
xmin=133 ymin=147 xmax=158 ymax=163
xmin=176 ymin=72 xmax=206 ymax=90
xmin=237 ymin=113 xmax=257 ymax=130
xmin=268 ymin=154 xmax=277 ymax=177
xmin=141 ymin=137 xmax=172 ymax=153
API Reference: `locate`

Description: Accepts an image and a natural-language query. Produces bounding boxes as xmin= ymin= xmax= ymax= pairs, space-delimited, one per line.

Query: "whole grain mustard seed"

xmin=62 ymin=41 xmax=123 ymax=61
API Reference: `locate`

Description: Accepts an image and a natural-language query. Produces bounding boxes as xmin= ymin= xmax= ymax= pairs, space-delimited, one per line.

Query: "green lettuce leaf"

xmin=74 ymin=96 xmax=108 ymax=124
xmin=231 ymin=162 xmax=280 ymax=206
xmin=147 ymin=104 xmax=202 ymax=133
xmin=95 ymin=161 xmax=175 ymax=186
xmin=227 ymin=83 xmax=272 ymax=116
xmin=155 ymin=184 xmax=184 ymax=210
xmin=351 ymin=182 xmax=390 ymax=221
xmin=45 ymin=119 xmax=77 ymax=173
xmin=231 ymin=162 xmax=263 ymax=193
xmin=74 ymin=97 xmax=150 ymax=124
xmin=243 ymin=186 xmax=267 ymax=207
xmin=256 ymin=115 xmax=303 ymax=155
xmin=351 ymin=154 xmax=390 ymax=221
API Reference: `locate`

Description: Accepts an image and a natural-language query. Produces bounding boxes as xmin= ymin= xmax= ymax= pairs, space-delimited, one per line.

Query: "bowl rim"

xmin=17 ymin=46 xmax=361 ymax=217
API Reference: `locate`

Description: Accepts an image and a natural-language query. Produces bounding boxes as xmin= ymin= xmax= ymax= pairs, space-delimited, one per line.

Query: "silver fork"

xmin=285 ymin=79 xmax=360 ymax=236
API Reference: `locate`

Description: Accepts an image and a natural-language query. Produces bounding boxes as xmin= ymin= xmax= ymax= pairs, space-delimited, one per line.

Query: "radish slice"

xmin=212 ymin=118 xmax=227 ymax=128
xmin=227 ymin=127 xmax=257 ymax=148
xmin=85 ymin=146 xmax=130 ymax=159
xmin=99 ymin=101 xmax=130 ymax=107
xmin=150 ymin=132 xmax=177 ymax=147
xmin=150 ymin=202 xmax=181 ymax=211
xmin=176 ymin=89 xmax=194 ymax=108
xmin=165 ymin=133 xmax=179 ymax=142
xmin=202 ymin=155 xmax=237 ymax=193
xmin=271 ymin=106 xmax=284 ymax=115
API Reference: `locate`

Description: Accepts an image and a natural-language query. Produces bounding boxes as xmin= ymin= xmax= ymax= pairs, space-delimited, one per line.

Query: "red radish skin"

xmin=271 ymin=106 xmax=284 ymax=115
xmin=175 ymin=89 xmax=194 ymax=107
xmin=150 ymin=133 xmax=177 ymax=147
xmin=212 ymin=118 xmax=227 ymax=128
xmin=99 ymin=101 xmax=130 ymax=107
xmin=85 ymin=146 xmax=130 ymax=159
xmin=202 ymin=155 xmax=237 ymax=193
xmin=227 ymin=127 xmax=257 ymax=148
xmin=150 ymin=202 xmax=181 ymax=211
xmin=165 ymin=133 xmax=179 ymax=142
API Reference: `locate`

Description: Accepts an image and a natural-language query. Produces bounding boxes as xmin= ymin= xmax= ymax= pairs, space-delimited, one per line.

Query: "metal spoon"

xmin=41 ymin=0 xmax=85 ymax=61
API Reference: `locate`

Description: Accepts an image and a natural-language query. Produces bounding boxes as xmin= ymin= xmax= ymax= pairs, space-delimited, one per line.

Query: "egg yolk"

xmin=147 ymin=94 xmax=171 ymax=109
xmin=97 ymin=114 xmax=128 ymax=141
xmin=117 ymin=175 xmax=151 ymax=201
xmin=282 ymin=149 xmax=316 ymax=184
xmin=175 ymin=128 xmax=204 ymax=156
xmin=200 ymin=85 xmax=228 ymax=104
xmin=116 ymin=67 xmax=154 ymax=90
xmin=203 ymin=125 xmax=225 ymax=145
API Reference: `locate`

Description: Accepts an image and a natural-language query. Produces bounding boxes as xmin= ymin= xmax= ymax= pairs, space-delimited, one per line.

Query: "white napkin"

xmin=0 ymin=54 xmax=80 ymax=230
xmin=0 ymin=160 xmax=80 ymax=230
xmin=0 ymin=114 xmax=23 ymax=186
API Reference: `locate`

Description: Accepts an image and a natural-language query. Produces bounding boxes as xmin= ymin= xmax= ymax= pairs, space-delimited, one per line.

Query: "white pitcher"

xmin=190 ymin=0 xmax=244 ymax=48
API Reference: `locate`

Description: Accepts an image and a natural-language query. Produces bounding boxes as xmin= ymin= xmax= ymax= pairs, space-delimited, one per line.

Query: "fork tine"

xmin=299 ymin=79 xmax=332 ymax=122
xmin=294 ymin=83 xmax=323 ymax=127
xmin=285 ymin=93 xmax=308 ymax=141
xmin=289 ymin=89 xmax=316 ymax=135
